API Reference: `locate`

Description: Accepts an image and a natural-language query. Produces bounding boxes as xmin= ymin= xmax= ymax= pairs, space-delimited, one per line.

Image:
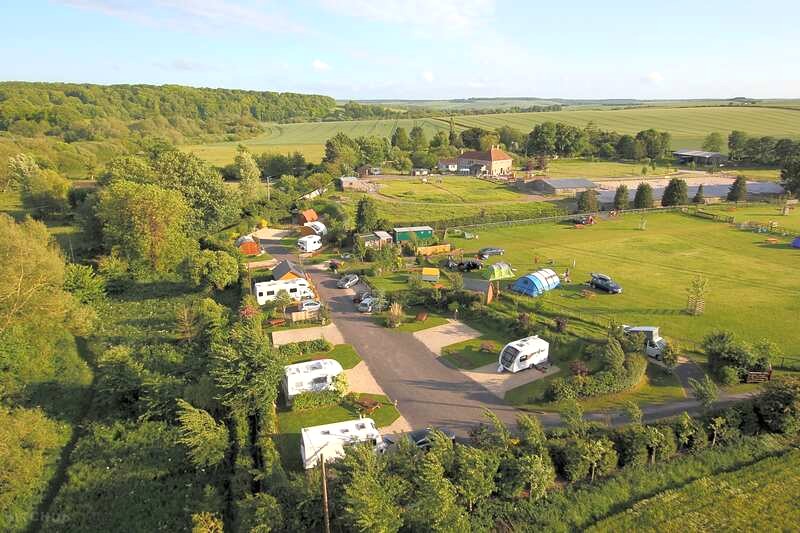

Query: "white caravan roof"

xmin=284 ymin=359 xmax=343 ymax=381
xmin=504 ymin=335 xmax=549 ymax=353
xmin=301 ymin=418 xmax=381 ymax=468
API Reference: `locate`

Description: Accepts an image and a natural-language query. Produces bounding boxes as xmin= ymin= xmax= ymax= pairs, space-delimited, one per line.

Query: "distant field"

xmin=375 ymin=176 xmax=524 ymax=203
xmin=184 ymin=106 xmax=800 ymax=166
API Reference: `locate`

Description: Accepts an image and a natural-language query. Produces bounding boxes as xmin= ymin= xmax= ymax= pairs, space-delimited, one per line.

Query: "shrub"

xmin=64 ymin=263 xmax=106 ymax=304
xmin=755 ymin=378 xmax=800 ymax=434
xmin=291 ymin=389 xmax=342 ymax=411
xmin=560 ymin=437 xmax=617 ymax=482
xmin=718 ymin=365 xmax=741 ymax=386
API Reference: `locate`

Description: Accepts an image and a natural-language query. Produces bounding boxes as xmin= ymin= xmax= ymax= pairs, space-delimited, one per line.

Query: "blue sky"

xmin=2 ymin=0 xmax=799 ymax=100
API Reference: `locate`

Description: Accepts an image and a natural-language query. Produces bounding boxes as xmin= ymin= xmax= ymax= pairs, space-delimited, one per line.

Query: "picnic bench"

xmin=267 ymin=318 xmax=286 ymax=327
xmin=480 ymin=341 xmax=498 ymax=353
xmin=354 ymin=397 xmax=382 ymax=415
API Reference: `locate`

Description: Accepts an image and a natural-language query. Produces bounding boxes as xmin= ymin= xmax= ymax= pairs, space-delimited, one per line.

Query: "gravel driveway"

xmin=412 ymin=320 xmax=481 ymax=355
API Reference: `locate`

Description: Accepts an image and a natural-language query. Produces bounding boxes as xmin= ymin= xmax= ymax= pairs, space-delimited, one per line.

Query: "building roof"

xmin=298 ymin=208 xmax=318 ymax=221
xmin=542 ymin=178 xmax=597 ymax=189
xmin=339 ymin=176 xmax=358 ymax=183
xmin=438 ymin=157 xmax=458 ymax=165
xmin=672 ymin=150 xmax=726 ymax=158
xmin=272 ymin=259 xmax=305 ymax=280
xmin=421 ymin=267 xmax=440 ymax=277
xmin=458 ymin=147 xmax=513 ymax=162
xmin=235 ymin=234 xmax=256 ymax=247
xmin=374 ymin=230 xmax=392 ymax=240
xmin=393 ymin=226 xmax=434 ymax=233
xmin=284 ymin=359 xmax=343 ymax=380
xmin=301 ymin=418 xmax=381 ymax=454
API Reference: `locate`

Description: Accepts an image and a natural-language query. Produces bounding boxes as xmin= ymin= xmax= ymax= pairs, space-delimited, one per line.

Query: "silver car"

xmin=337 ymin=273 xmax=359 ymax=289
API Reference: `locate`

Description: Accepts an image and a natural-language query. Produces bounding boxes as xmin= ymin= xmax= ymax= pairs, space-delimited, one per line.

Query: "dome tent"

xmin=510 ymin=269 xmax=560 ymax=296
xmin=792 ymin=236 xmax=800 ymax=249
xmin=482 ymin=262 xmax=515 ymax=281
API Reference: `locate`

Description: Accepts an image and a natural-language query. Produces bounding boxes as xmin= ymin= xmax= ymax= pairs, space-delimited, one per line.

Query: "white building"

xmin=283 ymin=359 xmax=344 ymax=404
xmin=254 ymin=278 xmax=314 ymax=305
xmin=300 ymin=418 xmax=385 ymax=469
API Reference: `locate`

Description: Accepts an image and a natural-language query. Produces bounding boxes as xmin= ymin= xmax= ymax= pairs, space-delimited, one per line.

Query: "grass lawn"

xmin=275 ymin=393 xmax=401 ymax=470
xmin=243 ymin=252 xmax=273 ymax=263
xmin=376 ymin=175 xmax=524 ymax=203
xmin=284 ymin=343 xmax=362 ymax=369
xmin=542 ymin=159 xmax=675 ymax=180
xmin=720 ymin=203 xmax=800 ymax=233
xmin=448 ymin=210 xmax=800 ymax=355
xmin=396 ymin=313 xmax=449 ymax=333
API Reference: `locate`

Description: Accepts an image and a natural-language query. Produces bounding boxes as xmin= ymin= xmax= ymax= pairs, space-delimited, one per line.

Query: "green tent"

xmin=483 ymin=262 xmax=515 ymax=281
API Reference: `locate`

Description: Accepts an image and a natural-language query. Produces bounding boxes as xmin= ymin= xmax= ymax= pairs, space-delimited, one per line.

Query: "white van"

xmin=254 ymin=278 xmax=315 ymax=305
xmin=298 ymin=235 xmax=322 ymax=253
xmin=498 ymin=336 xmax=550 ymax=373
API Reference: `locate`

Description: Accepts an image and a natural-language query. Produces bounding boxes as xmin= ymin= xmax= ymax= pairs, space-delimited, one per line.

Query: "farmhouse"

xmin=235 ymin=235 xmax=260 ymax=256
xmin=531 ymin=178 xmax=597 ymax=195
xmin=456 ymin=147 xmax=513 ymax=176
xmin=272 ymin=259 xmax=306 ymax=281
xmin=393 ymin=225 xmax=434 ymax=242
xmin=296 ymin=209 xmax=318 ymax=224
xmin=437 ymin=157 xmax=459 ymax=173
xmin=673 ymin=150 xmax=727 ymax=166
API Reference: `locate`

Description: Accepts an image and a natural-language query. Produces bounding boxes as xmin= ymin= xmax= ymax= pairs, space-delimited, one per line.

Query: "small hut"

xmin=296 ymin=209 xmax=319 ymax=225
xmin=236 ymin=235 xmax=260 ymax=256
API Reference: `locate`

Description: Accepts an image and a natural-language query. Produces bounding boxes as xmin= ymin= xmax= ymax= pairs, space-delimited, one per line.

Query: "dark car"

xmin=589 ymin=273 xmax=622 ymax=294
xmin=443 ymin=257 xmax=458 ymax=271
xmin=478 ymin=247 xmax=505 ymax=259
xmin=457 ymin=259 xmax=483 ymax=272
xmin=571 ymin=215 xmax=595 ymax=225
xmin=384 ymin=427 xmax=456 ymax=450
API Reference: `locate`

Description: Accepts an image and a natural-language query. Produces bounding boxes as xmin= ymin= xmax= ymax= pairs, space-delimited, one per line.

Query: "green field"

xmin=447 ymin=210 xmax=800 ymax=355
xmin=375 ymin=176 xmax=526 ymax=203
xmin=588 ymin=449 xmax=800 ymax=532
xmin=184 ymin=106 xmax=800 ymax=165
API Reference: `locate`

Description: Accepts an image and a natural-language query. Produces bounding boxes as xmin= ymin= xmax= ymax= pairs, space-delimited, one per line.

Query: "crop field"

xmin=184 ymin=106 xmax=800 ymax=166
xmin=588 ymin=449 xmax=800 ymax=532
xmin=447 ymin=210 xmax=800 ymax=355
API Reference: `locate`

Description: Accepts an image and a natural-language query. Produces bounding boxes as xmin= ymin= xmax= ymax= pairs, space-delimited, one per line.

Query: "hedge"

xmin=277 ymin=339 xmax=333 ymax=359
xmin=548 ymin=354 xmax=648 ymax=401
xmin=290 ymin=390 xmax=342 ymax=411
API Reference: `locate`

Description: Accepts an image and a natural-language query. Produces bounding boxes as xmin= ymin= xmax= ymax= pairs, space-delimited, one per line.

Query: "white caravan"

xmin=303 ymin=221 xmax=328 ymax=236
xmin=300 ymin=418 xmax=386 ymax=469
xmin=282 ymin=359 xmax=344 ymax=405
xmin=297 ymin=234 xmax=322 ymax=252
xmin=253 ymin=278 xmax=314 ymax=305
xmin=623 ymin=326 xmax=667 ymax=359
xmin=497 ymin=336 xmax=550 ymax=373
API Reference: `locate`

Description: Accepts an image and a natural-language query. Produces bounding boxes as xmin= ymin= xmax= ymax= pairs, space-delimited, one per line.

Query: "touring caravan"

xmin=302 ymin=221 xmax=328 ymax=236
xmin=497 ymin=336 xmax=550 ymax=373
xmin=623 ymin=325 xmax=667 ymax=359
xmin=298 ymin=234 xmax=322 ymax=253
xmin=300 ymin=418 xmax=386 ymax=469
xmin=253 ymin=278 xmax=314 ymax=305
xmin=283 ymin=359 xmax=344 ymax=404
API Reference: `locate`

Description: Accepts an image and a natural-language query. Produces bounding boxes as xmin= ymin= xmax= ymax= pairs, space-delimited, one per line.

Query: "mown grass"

xmin=275 ymin=393 xmax=401 ymax=471
xmin=376 ymin=176 xmax=525 ymax=203
xmin=588 ymin=448 xmax=800 ymax=532
xmin=285 ymin=343 xmax=362 ymax=369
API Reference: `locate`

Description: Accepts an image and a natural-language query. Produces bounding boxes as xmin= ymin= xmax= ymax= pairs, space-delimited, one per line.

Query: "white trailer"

xmin=298 ymin=235 xmax=322 ymax=252
xmin=253 ymin=278 xmax=314 ymax=305
xmin=283 ymin=359 xmax=344 ymax=404
xmin=497 ymin=336 xmax=550 ymax=373
xmin=300 ymin=418 xmax=385 ymax=469
xmin=303 ymin=221 xmax=328 ymax=236
xmin=623 ymin=325 xmax=666 ymax=359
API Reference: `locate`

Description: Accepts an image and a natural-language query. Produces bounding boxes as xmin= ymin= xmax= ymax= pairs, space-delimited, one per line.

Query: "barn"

xmin=393 ymin=225 xmax=434 ymax=242
xmin=235 ymin=235 xmax=260 ymax=256
xmin=673 ymin=150 xmax=727 ymax=166
xmin=531 ymin=178 xmax=597 ymax=195
xmin=511 ymin=269 xmax=560 ymax=296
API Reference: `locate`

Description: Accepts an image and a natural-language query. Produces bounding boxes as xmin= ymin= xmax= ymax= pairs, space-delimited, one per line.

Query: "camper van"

xmin=498 ymin=336 xmax=550 ymax=373
xmin=300 ymin=418 xmax=386 ymax=469
xmin=623 ymin=325 xmax=666 ymax=359
xmin=283 ymin=359 xmax=343 ymax=404
xmin=253 ymin=278 xmax=314 ymax=305
xmin=298 ymin=235 xmax=322 ymax=253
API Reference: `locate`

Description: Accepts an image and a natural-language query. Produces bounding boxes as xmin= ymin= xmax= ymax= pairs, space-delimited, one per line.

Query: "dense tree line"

xmin=727 ymin=130 xmax=800 ymax=166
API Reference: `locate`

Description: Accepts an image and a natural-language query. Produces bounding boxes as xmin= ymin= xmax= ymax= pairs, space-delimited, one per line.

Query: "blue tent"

xmin=792 ymin=236 xmax=800 ymax=249
xmin=511 ymin=268 xmax=560 ymax=296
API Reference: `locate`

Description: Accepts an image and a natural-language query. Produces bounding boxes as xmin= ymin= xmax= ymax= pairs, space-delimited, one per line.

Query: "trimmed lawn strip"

xmin=275 ymin=393 xmax=400 ymax=471
xmin=284 ymin=343 xmax=362 ymax=370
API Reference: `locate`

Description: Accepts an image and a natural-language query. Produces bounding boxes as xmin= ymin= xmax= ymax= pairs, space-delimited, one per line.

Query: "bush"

xmin=64 ymin=263 xmax=106 ymax=304
xmin=547 ymin=355 xmax=647 ymax=401
xmin=718 ymin=365 xmax=741 ymax=386
xmin=755 ymin=378 xmax=800 ymax=434
xmin=291 ymin=389 xmax=342 ymax=411
xmin=559 ymin=437 xmax=617 ymax=482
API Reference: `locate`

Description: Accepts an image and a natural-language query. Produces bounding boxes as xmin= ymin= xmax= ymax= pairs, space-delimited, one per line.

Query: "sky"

xmin=2 ymin=0 xmax=799 ymax=100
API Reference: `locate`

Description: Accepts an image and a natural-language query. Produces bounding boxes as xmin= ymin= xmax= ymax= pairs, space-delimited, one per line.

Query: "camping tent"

xmin=510 ymin=269 xmax=560 ymax=297
xmin=792 ymin=236 xmax=800 ymax=249
xmin=483 ymin=262 xmax=515 ymax=281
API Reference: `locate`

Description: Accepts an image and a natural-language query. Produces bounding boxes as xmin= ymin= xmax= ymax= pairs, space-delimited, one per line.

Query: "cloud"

xmin=312 ymin=59 xmax=331 ymax=72
xmin=421 ymin=70 xmax=434 ymax=83
xmin=319 ymin=0 xmax=495 ymax=33
xmin=642 ymin=71 xmax=664 ymax=84
xmin=54 ymin=0 xmax=306 ymax=33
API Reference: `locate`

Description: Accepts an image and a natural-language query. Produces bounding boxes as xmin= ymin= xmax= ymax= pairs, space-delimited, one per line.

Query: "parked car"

xmin=589 ymin=273 xmax=622 ymax=294
xmin=478 ymin=247 xmax=505 ymax=259
xmin=443 ymin=257 xmax=458 ymax=271
xmin=352 ymin=290 xmax=372 ymax=303
xmin=337 ymin=273 xmax=359 ymax=289
xmin=457 ymin=259 xmax=483 ymax=272
xmin=571 ymin=215 xmax=596 ymax=225
xmin=385 ymin=427 xmax=456 ymax=450
xmin=357 ymin=297 xmax=385 ymax=313
xmin=298 ymin=300 xmax=322 ymax=312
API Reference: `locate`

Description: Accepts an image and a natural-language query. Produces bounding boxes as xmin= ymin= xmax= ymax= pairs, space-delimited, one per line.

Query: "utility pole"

xmin=320 ymin=455 xmax=331 ymax=533
xmin=266 ymin=175 xmax=271 ymax=202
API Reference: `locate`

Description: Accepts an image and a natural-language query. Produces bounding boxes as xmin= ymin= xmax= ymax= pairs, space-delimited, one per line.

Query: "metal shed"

xmin=393 ymin=225 xmax=434 ymax=242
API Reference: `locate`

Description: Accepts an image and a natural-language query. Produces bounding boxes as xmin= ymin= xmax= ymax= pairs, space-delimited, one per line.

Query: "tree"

xmin=624 ymin=400 xmax=643 ymax=425
xmin=780 ymin=161 xmax=800 ymax=197
xmin=449 ymin=271 xmax=464 ymax=291
xmin=686 ymin=275 xmax=710 ymax=316
xmin=615 ymin=135 xmax=638 ymax=160
xmin=527 ymin=122 xmax=557 ymax=156
xmin=191 ymin=512 xmax=224 ymax=533
xmin=96 ymin=180 xmax=197 ymax=273
xmin=516 ymin=414 xmax=547 ymax=454
xmin=560 ymin=398 xmax=586 ymax=437
xmin=633 ymin=182 xmax=654 ymax=208
xmin=63 ymin=263 xmax=106 ymax=305
xmin=9 ymin=153 xmax=70 ymax=218
xmin=661 ymin=341 xmax=679 ymax=372
xmin=234 ymin=147 xmax=262 ymax=207
xmin=340 ymin=445 xmax=404 ymax=533
xmin=460 ymin=127 xmax=489 ymax=150
xmin=702 ymin=132 xmax=724 ymax=152
xmin=613 ymin=184 xmax=629 ymax=210
xmin=517 ymin=454 xmax=555 ymax=502
xmin=635 ymin=129 xmax=671 ymax=160
xmin=408 ymin=455 xmax=468 ymax=532
xmin=454 ymin=445 xmax=499 ymax=511
xmin=661 ymin=178 xmax=689 ymax=206
xmin=576 ymin=189 xmax=599 ymax=212
xmin=188 ymin=250 xmax=240 ymax=290
xmin=692 ymin=184 xmax=705 ymax=204
xmin=176 ymin=399 xmax=228 ymax=468
xmin=236 ymin=493 xmax=283 ymax=533
xmin=727 ymin=175 xmax=748 ymax=202
xmin=579 ymin=438 xmax=615 ymax=482
xmin=391 ymin=127 xmax=411 ymax=151
xmin=643 ymin=426 xmax=670 ymax=464
xmin=355 ymin=196 xmax=380 ymax=233
xmin=755 ymin=377 xmax=800 ymax=434
xmin=273 ymin=290 xmax=293 ymax=317
xmin=601 ymin=338 xmax=625 ymax=370
xmin=689 ymin=374 xmax=719 ymax=411
xmin=409 ymin=126 xmax=428 ymax=152
xmin=728 ymin=130 xmax=749 ymax=160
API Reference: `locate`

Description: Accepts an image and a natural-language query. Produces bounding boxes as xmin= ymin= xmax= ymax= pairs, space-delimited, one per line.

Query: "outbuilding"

xmin=411 ymin=168 xmax=430 ymax=176
xmin=437 ymin=158 xmax=458 ymax=173
xmin=300 ymin=418 xmax=385 ymax=469
xmin=272 ymin=259 xmax=306 ymax=281
xmin=296 ymin=209 xmax=319 ymax=225
xmin=673 ymin=150 xmax=727 ymax=166
xmin=360 ymin=230 xmax=393 ymax=249
xmin=393 ymin=225 xmax=434 ymax=242
xmin=235 ymin=235 xmax=261 ymax=256
xmin=421 ymin=267 xmax=440 ymax=282
xmin=531 ymin=178 xmax=597 ymax=195
xmin=511 ymin=269 xmax=560 ymax=297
